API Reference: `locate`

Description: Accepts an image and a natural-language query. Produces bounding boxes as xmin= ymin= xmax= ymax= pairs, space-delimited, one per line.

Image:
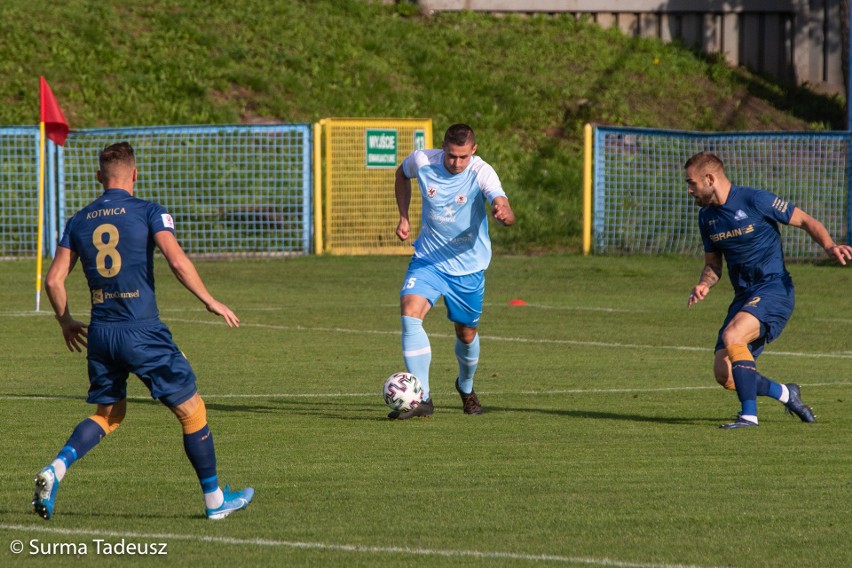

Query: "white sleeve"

xmin=401 ymin=150 xmax=432 ymax=179
xmin=475 ymin=163 xmax=507 ymax=203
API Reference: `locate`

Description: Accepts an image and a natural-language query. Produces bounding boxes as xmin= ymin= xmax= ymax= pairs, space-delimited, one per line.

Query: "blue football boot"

xmin=206 ymin=485 xmax=254 ymax=520
xmin=33 ymin=466 xmax=59 ymax=520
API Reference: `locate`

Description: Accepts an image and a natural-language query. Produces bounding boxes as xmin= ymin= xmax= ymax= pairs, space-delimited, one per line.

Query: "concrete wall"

xmin=412 ymin=0 xmax=845 ymax=93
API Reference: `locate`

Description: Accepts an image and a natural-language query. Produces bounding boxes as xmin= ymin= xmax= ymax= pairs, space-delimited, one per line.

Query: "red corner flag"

xmin=39 ymin=76 xmax=68 ymax=146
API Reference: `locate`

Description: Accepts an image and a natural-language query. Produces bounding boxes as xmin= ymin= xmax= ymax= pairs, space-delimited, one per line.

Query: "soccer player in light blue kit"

xmin=34 ymin=142 xmax=253 ymax=519
xmin=684 ymin=151 xmax=852 ymax=429
xmin=390 ymin=124 xmax=515 ymax=419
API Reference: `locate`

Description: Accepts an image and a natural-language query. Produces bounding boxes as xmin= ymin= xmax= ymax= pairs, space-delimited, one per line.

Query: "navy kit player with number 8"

xmin=34 ymin=142 xmax=253 ymax=520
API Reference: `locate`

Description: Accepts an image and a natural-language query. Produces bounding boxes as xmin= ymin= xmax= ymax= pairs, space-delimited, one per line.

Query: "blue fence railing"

xmin=592 ymin=126 xmax=851 ymax=258
xmin=1 ymin=124 xmax=313 ymax=259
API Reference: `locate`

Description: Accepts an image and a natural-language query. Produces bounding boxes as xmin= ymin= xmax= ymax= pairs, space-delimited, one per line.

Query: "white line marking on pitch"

xmin=163 ymin=318 xmax=852 ymax=361
xmin=0 ymin=523 xmax=715 ymax=568
xmin=4 ymin=311 xmax=850 ymax=360
xmin=377 ymin=302 xmax=644 ymax=313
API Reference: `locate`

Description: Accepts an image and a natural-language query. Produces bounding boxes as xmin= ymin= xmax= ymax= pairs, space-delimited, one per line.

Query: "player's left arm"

xmin=491 ymin=196 xmax=515 ymax=227
xmin=477 ymin=163 xmax=514 ymax=227
xmin=788 ymin=207 xmax=852 ymax=265
xmin=44 ymin=246 xmax=88 ymax=352
xmin=154 ymin=230 xmax=240 ymax=327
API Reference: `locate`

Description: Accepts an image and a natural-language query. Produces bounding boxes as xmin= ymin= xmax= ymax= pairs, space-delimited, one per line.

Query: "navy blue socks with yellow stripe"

xmin=178 ymin=397 xmax=223 ymax=509
xmin=727 ymin=343 xmax=789 ymax=423
xmin=51 ymin=413 xmax=123 ymax=482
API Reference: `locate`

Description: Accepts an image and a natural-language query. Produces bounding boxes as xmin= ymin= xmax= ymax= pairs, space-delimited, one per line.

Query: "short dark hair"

xmin=684 ymin=151 xmax=724 ymax=172
xmin=443 ymin=123 xmax=475 ymax=147
xmin=99 ymin=142 xmax=135 ymax=178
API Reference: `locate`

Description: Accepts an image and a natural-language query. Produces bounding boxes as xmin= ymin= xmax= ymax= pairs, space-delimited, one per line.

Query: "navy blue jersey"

xmin=698 ymin=185 xmax=795 ymax=294
xmin=58 ymin=188 xmax=175 ymax=323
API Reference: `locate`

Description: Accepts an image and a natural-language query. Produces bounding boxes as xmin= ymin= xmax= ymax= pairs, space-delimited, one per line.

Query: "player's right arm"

xmin=44 ymin=246 xmax=89 ymax=352
xmin=153 ymin=231 xmax=240 ymax=328
xmin=394 ymin=164 xmax=412 ymax=241
xmin=688 ymin=251 xmax=722 ymax=307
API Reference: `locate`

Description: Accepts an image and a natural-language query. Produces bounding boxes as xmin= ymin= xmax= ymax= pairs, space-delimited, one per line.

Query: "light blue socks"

xmin=401 ymin=316 xmax=432 ymax=400
xmin=455 ymin=333 xmax=480 ymax=394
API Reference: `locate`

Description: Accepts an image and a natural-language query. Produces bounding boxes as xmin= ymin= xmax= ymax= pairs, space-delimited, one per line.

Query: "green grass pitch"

xmin=1 ymin=254 xmax=850 ymax=566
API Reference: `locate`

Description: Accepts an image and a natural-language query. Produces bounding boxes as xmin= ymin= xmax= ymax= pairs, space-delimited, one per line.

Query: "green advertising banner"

xmin=365 ymin=128 xmax=398 ymax=168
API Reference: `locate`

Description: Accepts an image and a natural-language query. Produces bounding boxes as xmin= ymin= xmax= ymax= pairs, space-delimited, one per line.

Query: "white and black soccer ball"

xmin=382 ymin=372 xmax=423 ymax=412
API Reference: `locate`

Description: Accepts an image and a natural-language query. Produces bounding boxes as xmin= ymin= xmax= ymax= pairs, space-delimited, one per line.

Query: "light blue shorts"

xmin=400 ymin=258 xmax=484 ymax=327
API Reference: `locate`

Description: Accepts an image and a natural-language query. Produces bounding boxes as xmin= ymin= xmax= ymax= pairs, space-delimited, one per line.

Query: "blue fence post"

xmin=56 ymin=144 xmax=65 ymax=258
xmin=848 ymin=7 xmax=852 ymax=245
xmin=47 ymin=140 xmax=57 ymax=258
xmin=592 ymin=126 xmax=604 ymax=254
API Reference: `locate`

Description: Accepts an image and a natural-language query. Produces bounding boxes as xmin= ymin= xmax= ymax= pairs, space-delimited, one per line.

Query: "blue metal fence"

xmin=0 ymin=124 xmax=313 ymax=259
xmin=592 ymin=126 xmax=851 ymax=258
xmin=0 ymin=127 xmax=41 ymax=259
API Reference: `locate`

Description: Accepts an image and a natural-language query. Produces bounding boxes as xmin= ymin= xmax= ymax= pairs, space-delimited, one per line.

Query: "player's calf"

xmin=715 ymin=373 xmax=735 ymax=390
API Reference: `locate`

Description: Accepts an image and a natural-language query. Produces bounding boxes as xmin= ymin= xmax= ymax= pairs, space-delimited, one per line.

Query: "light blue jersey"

xmin=402 ymin=149 xmax=507 ymax=276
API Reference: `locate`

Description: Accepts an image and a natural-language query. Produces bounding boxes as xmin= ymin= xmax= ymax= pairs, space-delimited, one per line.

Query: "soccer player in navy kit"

xmin=34 ymin=142 xmax=253 ymax=519
xmin=391 ymin=124 xmax=515 ymax=419
xmin=684 ymin=151 xmax=852 ymax=429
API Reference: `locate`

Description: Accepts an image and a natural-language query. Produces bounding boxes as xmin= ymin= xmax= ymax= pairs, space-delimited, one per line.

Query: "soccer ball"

xmin=382 ymin=372 xmax=423 ymax=412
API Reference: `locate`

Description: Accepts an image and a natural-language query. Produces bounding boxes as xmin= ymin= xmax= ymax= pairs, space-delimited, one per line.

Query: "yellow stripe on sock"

xmin=88 ymin=413 xmax=122 ymax=434
xmin=726 ymin=343 xmax=754 ymax=363
xmin=179 ymin=398 xmax=208 ymax=435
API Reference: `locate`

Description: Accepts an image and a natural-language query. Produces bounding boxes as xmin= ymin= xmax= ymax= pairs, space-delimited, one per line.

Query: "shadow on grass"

xmin=237 ymin=397 xmax=727 ymax=425
xmin=689 ymin=47 xmax=846 ymax=129
xmin=6 ymin=394 xmax=293 ymax=416
xmin=486 ymin=405 xmax=722 ymax=425
xmin=5 ymin=394 xmax=730 ymax=425
xmin=1 ymin=507 xmax=198 ymax=522
xmin=237 ymin=398 xmax=389 ymax=421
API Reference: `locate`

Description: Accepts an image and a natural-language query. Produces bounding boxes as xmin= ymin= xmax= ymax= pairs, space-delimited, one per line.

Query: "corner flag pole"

xmin=35 ymin=121 xmax=47 ymax=311
xmin=36 ymin=76 xmax=69 ymax=312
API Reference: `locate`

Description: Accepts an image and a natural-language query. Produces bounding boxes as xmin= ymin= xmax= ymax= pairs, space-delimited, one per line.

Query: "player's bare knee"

xmin=720 ymin=330 xmax=740 ymax=348
xmin=400 ymin=294 xmax=430 ymax=319
xmin=455 ymin=326 xmax=477 ymax=343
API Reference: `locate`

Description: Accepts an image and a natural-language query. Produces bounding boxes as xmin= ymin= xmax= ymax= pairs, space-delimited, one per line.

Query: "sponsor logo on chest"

xmin=708 ymin=224 xmax=755 ymax=242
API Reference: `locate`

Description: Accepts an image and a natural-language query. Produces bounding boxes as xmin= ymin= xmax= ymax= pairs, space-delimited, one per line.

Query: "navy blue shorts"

xmin=86 ymin=319 xmax=198 ymax=407
xmin=714 ymin=276 xmax=795 ymax=359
